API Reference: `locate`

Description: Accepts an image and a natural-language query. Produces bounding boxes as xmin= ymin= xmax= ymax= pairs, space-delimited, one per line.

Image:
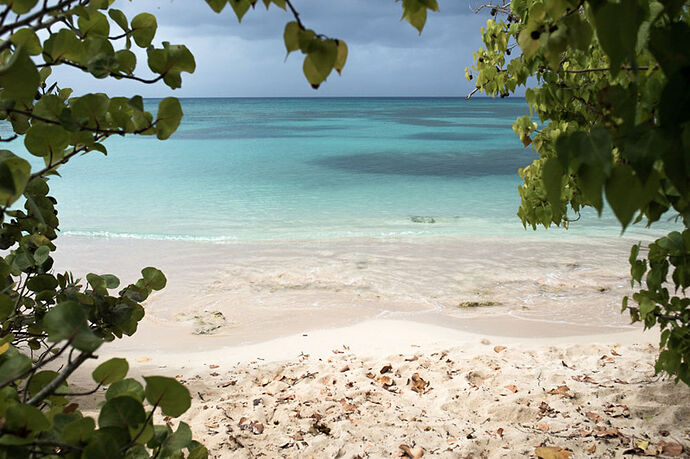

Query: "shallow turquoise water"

xmin=16 ymin=97 xmax=671 ymax=241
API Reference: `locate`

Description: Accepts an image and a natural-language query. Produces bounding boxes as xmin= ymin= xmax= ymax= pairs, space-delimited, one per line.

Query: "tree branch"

xmin=626 ymin=305 xmax=683 ymax=322
xmin=37 ymin=59 xmax=166 ymax=85
xmin=284 ymin=0 xmax=305 ymax=30
xmin=28 ymin=351 xmax=95 ymax=406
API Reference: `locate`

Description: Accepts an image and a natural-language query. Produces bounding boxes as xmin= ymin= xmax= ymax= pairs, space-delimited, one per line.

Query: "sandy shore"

xmin=52 ymin=235 xmax=690 ymax=457
xmin=70 ymin=320 xmax=690 ymax=459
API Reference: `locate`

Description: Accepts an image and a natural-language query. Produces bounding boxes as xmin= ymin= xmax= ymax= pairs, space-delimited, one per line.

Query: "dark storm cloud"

xmin=52 ymin=0 xmax=496 ymax=97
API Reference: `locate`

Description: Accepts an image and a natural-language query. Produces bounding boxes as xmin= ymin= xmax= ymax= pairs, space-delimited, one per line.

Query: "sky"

xmin=52 ymin=0 xmax=492 ymax=98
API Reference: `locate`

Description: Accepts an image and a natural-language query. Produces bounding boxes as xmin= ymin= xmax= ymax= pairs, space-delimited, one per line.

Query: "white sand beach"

xmin=55 ymin=235 xmax=690 ymax=458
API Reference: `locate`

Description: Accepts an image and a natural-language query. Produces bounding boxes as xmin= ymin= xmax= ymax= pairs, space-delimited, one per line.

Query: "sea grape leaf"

xmin=592 ymin=0 xmax=644 ymax=77
xmin=93 ymin=358 xmax=129 ymax=385
xmin=0 ymin=150 xmax=31 ymax=206
xmin=131 ymin=13 xmax=157 ymax=48
xmin=155 ymin=98 xmax=183 ymax=140
xmin=42 ymin=301 xmax=102 ymax=352
xmin=284 ymin=21 xmax=300 ymax=55
xmin=10 ymin=29 xmax=42 ymax=56
xmin=98 ymin=396 xmax=146 ymax=430
xmin=144 ymin=376 xmax=190 ymax=417
xmin=0 ymin=48 xmax=40 ymax=106
xmin=205 ymin=0 xmax=227 ymax=13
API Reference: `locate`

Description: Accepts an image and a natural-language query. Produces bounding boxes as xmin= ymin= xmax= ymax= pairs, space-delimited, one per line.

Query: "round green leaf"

xmin=155 ymin=98 xmax=182 ymax=140
xmin=93 ymin=358 xmax=129 ymax=385
xmin=131 ymin=13 xmax=157 ymax=48
xmin=99 ymin=395 xmax=146 ymax=430
xmin=144 ymin=376 xmax=190 ymax=417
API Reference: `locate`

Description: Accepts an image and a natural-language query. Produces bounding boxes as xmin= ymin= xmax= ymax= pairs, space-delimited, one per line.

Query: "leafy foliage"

xmin=465 ymin=0 xmax=690 ymax=384
xmin=0 ymin=1 xmax=205 ymax=456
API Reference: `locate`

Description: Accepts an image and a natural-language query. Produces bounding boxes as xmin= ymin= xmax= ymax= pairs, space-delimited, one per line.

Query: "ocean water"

xmin=10 ymin=98 xmax=674 ymax=242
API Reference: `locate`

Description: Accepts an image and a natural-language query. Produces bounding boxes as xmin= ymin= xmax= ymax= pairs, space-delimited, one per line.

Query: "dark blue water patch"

xmin=172 ymin=123 xmax=347 ymax=140
xmin=405 ymin=132 xmax=499 ymax=141
xmin=310 ymin=149 xmax=537 ymax=178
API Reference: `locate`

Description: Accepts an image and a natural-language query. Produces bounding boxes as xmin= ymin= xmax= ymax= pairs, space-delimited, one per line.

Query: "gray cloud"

xmin=51 ymin=0 xmax=493 ymax=97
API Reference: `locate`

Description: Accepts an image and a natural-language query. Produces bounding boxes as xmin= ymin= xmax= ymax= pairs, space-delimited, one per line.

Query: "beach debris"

xmin=376 ymin=375 xmax=396 ymax=390
xmin=238 ymin=417 xmax=264 ymax=435
xmin=537 ymin=402 xmax=558 ymax=420
xmin=340 ymin=365 xmax=350 ymax=372
xmin=380 ymin=364 xmax=393 ymax=374
xmin=603 ymin=404 xmax=629 ymax=418
xmin=571 ymin=374 xmax=597 ymax=384
xmin=584 ymin=412 xmax=603 ymax=423
xmin=504 ymin=384 xmax=518 ymax=393
xmin=493 ymin=345 xmax=507 ymax=353
xmin=209 ymin=364 xmax=219 ymax=369
xmin=534 ymin=446 xmax=573 ymax=459
xmin=458 ymin=300 xmax=502 ymax=308
xmin=398 ymin=444 xmax=424 ymax=458
xmin=339 ymin=398 xmax=357 ymax=412
xmin=332 ymin=348 xmax=344 ymax=354
xmin=409 ymin=373 xmax=429 ymax=395
xmin=135 ymin=357 xmax=151 ymax=362
xmin=660 ymin=441 xmax=684 ymax=455
xmin=547 ymin=385 xmax=573 ymax=398
xmin=405 ymin=355 xmax=419 ymax=362
xmin=309 ymin=421 xmax=331 ymax=436
xmin=593 ymin=426 xmax=621 ymax=438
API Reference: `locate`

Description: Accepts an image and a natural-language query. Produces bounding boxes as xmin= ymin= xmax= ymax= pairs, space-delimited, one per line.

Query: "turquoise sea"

xmin=17 ymin=98 xmax=670 ymax=241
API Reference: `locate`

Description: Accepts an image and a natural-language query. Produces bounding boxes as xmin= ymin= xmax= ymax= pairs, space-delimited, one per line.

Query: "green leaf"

xmin=108 ymin=9 xmax=129 ymax=32
xmin=146 ymin=42 xmax=196 ymax=89
xmin=334 ymin=40 xmax=348 ymax=75
xmin=61 ymin=417 xmax=96 ymax=445
xmin=205 ymin=0 xmax=227 ymax=13
xmin=229 ymin=0 xmax=252 ymax=22
xmin=139 ymin=267 xmax=167 ymax=291
xmin=26 ymin=274 xmax=58 ymax=292
xmin=0 ymin=150 xmax=31 ymax=206
xmin=42 ymin=29 xmax=84 ymax=62
xmin=4 ymin=404 xmax=50 ymax=433
xmin=0 ymin=293 xmax=13 ymax=320
xmin=115 ymin=49 xmax=136 ymax=74
xmin=283 ymin=21 xmax=300 ymax=55
xmin=102 ymin=274 xmax=120 ymax=289
xmin=0 ymin=47 xmax=40 ymax=106
xmin=93 ymin=358 xmax=129 ymax=385
xmin=24 ymin=124 xmax=70 ymax=159
xmin=131 ymin=13 xmax=157 ymax=48
xmin=302 ymin=39 xmax=337 ymax=89
xmin=401 ymin=0 xmax=428 ymax=34
xmin=99 ymin=395 xmax=146 ymax=430
xmin=604 ymin=165 xmax=656 ymax=229
xmin=144 ymin=376 xmax=190 ymax=417
xmin=155 ymin=97 xmax=183 ymax=140
xmin=27 ymin=370 xmax=66 ymax=400
xmin=106 ymin=378 xmax=145 ymax=402
xmin=591 ymin=0 xmax=644 ymax=77
xmin=6 ymin=0 xmax=38 ymax=14
xmin=541 ymin=157 xmax=563 ymax=220
xmin=78 ymin=11 xmax=110 ymax=39
xmin=10 ymin=29 xmax=42 ymax=56
xmin=42 ymin=301 xmax=102 ymax=352
xmin=0 ymin=345 xmax=31 ymax=384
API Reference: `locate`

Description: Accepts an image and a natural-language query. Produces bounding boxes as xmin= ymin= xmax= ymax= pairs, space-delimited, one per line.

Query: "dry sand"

xmin=54 ymin=236 xmax=690 ymax=457
xmin=73 ymin=320 xmax=690 ymax=459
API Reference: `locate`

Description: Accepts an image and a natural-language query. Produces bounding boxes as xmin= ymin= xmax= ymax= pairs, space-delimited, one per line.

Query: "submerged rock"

xmin=175 ymin=310 xmax=227 ymax=335
xmin=410 ymin=216 xmax=436 ymax=224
